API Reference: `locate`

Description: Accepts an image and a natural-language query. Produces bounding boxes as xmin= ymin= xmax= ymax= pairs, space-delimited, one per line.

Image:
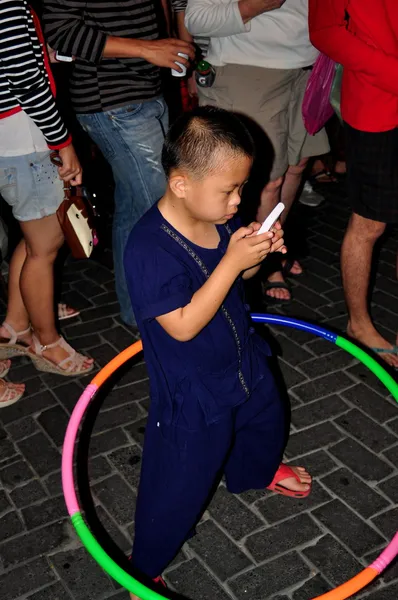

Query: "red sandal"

xmin=267 ymin=464 xmax=311 ymax=498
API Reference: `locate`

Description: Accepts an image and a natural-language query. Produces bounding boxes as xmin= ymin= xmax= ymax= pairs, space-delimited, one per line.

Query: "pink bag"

xmin=302 ymin=53 xmax=335 ymax=135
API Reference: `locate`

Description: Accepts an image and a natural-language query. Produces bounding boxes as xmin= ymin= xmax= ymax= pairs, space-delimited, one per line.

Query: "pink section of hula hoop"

xmin=370 ymin=531 xmax=398 ymax=573
xmin=62 ymin=384 xmax=98 ymax=516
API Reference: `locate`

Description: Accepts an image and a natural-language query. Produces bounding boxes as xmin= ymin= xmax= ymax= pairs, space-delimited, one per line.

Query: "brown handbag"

xmin=51 ymin=153 xmax=98 ymax=259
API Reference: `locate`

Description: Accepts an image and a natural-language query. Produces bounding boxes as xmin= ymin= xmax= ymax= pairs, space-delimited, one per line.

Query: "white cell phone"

xmin=257 ymin=202 xmax=285 ymax=235
xmin=55 ymin=51 xmax=73 ymax=63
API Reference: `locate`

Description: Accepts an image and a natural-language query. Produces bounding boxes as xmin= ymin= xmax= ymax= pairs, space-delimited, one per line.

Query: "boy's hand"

xmin=269 ymin=221 xmax=287 ymax=254
xmin=225 ymin=225 xmax=274 ymax=273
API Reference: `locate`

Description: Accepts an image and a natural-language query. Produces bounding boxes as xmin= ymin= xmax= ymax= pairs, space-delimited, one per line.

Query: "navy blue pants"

xmin=132 ymin=369 xmax=285 ymax=577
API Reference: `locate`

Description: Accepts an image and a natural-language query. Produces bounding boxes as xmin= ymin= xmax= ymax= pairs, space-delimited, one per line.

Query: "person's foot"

xmin=277 ymin=466 xmax=312 ymax=494
xmin=264 ymin=271 xmax=291 ymax=301
xmin=347 ymin=322 xmax=398 ymax=368
xmin=58 ymin=303 xmax=80 ymax=321
xmin=282 ymin=259 xmax=303 ymax=276
xmin=0 ymin=359 xmax=11 ymax=378
xmin=0 ymin=379 xmax=25 ymax=408
xmin=29 ymin=335 xmax=94 ymax=375
xmin=0 ymin=322 xmax=32 ymax=346
xmin=298 ymin=181 xmax=325 ymax=207
xmin=335 ymin=160 xmax=346 ymax=175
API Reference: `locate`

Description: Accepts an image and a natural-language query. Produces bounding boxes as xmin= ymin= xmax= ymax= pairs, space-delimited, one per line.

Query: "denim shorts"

xmin=0 ymin=151 xmax=63 ymax=221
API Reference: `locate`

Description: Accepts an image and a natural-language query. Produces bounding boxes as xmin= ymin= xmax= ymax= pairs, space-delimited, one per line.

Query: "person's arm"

xmin=185 ymin=0 xmax=283 ymax=38
xmin=157 ymin=226 xmax=275 ymax=341
xmin=0 ymin=3 xmax=70 ymax=150
xmin=309 ymin=0 xmax=398 ymax=97
xmin=43 ymin=0 xmax=195 ymax=69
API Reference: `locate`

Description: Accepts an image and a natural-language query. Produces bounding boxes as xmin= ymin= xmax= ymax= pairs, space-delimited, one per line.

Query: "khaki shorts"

xmin=198 ymin=65 xmax=330 ymax=180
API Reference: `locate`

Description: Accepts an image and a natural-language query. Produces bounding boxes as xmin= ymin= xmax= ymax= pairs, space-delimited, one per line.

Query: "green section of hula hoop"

xmin=71 ymin=513 xmax=166 ymax=600
xmin=336 ymin=336 xmax=398 ymax=401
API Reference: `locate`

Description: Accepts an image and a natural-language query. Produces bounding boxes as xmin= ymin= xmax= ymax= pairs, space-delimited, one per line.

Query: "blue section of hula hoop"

xmin=250 ymin=313 xmax=338 ymax=343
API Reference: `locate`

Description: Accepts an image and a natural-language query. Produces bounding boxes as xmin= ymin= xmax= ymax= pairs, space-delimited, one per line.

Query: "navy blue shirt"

xmin=124 ymin=205 xmax=272 ymax=429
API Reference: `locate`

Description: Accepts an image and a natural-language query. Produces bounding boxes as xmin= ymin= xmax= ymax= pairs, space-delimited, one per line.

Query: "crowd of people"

xmin=0 ymin=0 xmax=397 ymax=596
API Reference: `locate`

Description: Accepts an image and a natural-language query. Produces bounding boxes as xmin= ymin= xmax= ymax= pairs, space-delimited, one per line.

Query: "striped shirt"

xmin=43 ymin=0 xmax=165 ymax=114
xmin=0 ymin=0 xmax=70 ymax=149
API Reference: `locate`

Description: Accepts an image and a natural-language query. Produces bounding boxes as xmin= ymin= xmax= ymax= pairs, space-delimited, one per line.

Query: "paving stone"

xmin=299 ymin=350 xmax=353 ymax=378
xmin=50 ymin=547 xmax=117 ymax=600
xmin=93 ymin=402 xmax=142 ymax=434
xmin=89 ymin=428 xmax=130 ymax=456
xmin=114 ymin=363 xmax=148 ymax=388
xmin=81 ymin=303 xmax=120 ymax=322
xmin=105 ymin=380 xmax=150 ymax=407
xmin=335 ymin=410 xmax=397 ymax=453
xmin=388 ymin=418 xmax=398 ymax=436
xmin=9 ymin=479 xmax=47 ymax=508
xmin=276 ymin=336 xmax=313 ymax=366
xmin=7 ymin=361 xmax=38 ymax=383
xmin=292 ymin=372 xmax=355 ymax=402
xmin=0 ymin=510 xmax=24 ymax=541
xmin=22 ymin=496 xmax=66 ymax=530
xmin=0 ymin=557 xmax=56 ymax=600
xmin=384 ymin=444 xmax=398 ymax=468
xmin=287 ymin=449 xmax=337 ymax=478
xmin=329 ymin=438 xmax=394 ymax=482
xmin=292 ymin=284 xmax=329 ymax=310
xmin=257 ymin=482 xmax=332 ymax=524
xmin=0 ymin=459 xmax=34 ymax=487
xmin=278 ymin=360 xmax=308 ymax=389
xmin=107 ymin=445 xmax=142 ymax=489
xmin=341 ymin=384 xmax=398 ymax=424
xmin=228 ymin=551 xmax=310 ymax=600
xmin=312 ymin=499 xmax=386 ymax=556
xmin=17 ymin=433 xmax=60 ymax=477
xmin=93 ymin=474 xmax=136 ymax=526
xmin=43 ymin=470 xmax=62 ymax=496
xmin=26 ymin=581 xmax=73 ymax=599
xmin=286 ymin=422 xmax=343 ymax=458
xmin=346 ymin=364 xmax=390 ymax=397
xmin=64 ymin=317 xmax=115 ymax=338
xmin=0 ymin=391 xmax=57 ymax=424
xmin=306 ymin=337 xmax=336 ymax=357
xmin=5 ymin=416 xmax=40 ymax=441
xmin=71 ymin=279 xmax=105 ymax=298
xmin=291 ymin=395 xmax=348 ymax=429
xmin=302 ymin=534 xmax=363 ymax=587
xmin=207 ymin=486 xmax=263 ymax=540
xmin=0 ymin=520 xmax=70 ymax=568
xmin=321 ymin=468 xmax=390 ymax=518
xmin=88 ymin=456 xmax=113 ymax=481
xmin=292 ymin=574 xmax=331 ymax=600
xmin=246 ymin=513 xmax=322 ymax=562
xmin=0 ymin=489 xmax=11 ymax=513
xmin=125 ymin=418 xmax=148 ymax=446
xmin=84 ymin=264 xmax=114 ymax=284
xmin=95 ymin=505 xmax=131 ymax=552
xmin=167 ymin=558 xmax=231 ymax=600
xmin=359 ymin=583 xmax=398 ymax=600
xmin=372 ymin=507 xmax=398 ymax=539
xmin=69 ymin=333 xmax=102 ymax=351
xmin=378 ymin=475 xmax=398 ymax=503
xmin=101 ymin=325 xmax=136 ymax=352
xmin=188 ymin=519 xmax=252 ymax=581
xmin=37 ymin=406 xmax=70 ymax=447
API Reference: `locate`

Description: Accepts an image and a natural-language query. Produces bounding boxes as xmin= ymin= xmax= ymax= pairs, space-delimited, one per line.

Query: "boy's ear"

xmin=169 ymin=174 xmax=188 ymax=198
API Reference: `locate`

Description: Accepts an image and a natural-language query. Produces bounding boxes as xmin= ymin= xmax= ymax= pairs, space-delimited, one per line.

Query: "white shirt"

xmin=185 ymin=0 xmax=318 ymax=69
xmin=0 ymin=111 xmax=48 ymax=157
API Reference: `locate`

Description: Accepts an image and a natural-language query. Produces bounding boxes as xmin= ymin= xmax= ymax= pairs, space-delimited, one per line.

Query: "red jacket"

xmin=309 ymin=0 xmax=398 ymax=132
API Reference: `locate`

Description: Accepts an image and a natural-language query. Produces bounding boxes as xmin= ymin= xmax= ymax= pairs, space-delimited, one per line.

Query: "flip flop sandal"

xmin=262 ymin=281 xmax=292 ymax=304
xmin=0 ymin=323 xmax=31 ymax=359
xmin=371 ymin=346 xmax=398 ymax=369
xmin=0 ymin=380 xmax=24 ymax=408
xmin=58 ymin=303 xmax=80 ymax=321
xmin=0 ymin=359 xmax=11 ymax=379
xmin=267 ymin=464 xmax=311 ymax=498
xmin=28 ymin=334 xmax=94 ymax=376
xmin=309 ymin=169 xmax=337 ymax=184
xmin=281 ymin=257 xmax=303 ymax=279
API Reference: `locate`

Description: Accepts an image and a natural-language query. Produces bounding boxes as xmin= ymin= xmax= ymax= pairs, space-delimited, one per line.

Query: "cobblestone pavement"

xmin=0 ymin=182 xmax=397 ymax=600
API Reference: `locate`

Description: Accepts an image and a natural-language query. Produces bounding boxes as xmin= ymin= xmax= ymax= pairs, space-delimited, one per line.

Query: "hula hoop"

xmin=62 ymin=314 xmax=398 ymax=600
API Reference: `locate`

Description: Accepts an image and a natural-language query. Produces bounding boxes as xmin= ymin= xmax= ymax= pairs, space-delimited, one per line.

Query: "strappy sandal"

xmin=29 ymin=334 xmax=94 ymax=376
xmin=0 ymin=359 xmax=11 ymax=379
xmin=0 ymin=379 xmax=25 ymax=408
xmin=0 ymin=323 xmax=31 ymax=359
xmin=58 ymin=303 xmax=80 ymax=321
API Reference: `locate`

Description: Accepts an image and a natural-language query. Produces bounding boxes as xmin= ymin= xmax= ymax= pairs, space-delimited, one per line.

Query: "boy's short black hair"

xmin=162 ymin=106 xmax=255 ymax=178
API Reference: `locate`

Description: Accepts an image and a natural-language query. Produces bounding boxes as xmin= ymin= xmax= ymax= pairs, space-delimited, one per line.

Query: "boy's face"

xmin=172 ymin=152 xmax=252 ymax=224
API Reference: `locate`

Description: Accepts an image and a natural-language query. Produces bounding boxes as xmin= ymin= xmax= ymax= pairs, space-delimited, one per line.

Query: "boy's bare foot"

xmin=347 ymin=322 xmax=398 ymax=368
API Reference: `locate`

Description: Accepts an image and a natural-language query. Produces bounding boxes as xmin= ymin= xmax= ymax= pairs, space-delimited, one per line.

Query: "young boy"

xmin=124 ymin=106 xmax=311 ymax=596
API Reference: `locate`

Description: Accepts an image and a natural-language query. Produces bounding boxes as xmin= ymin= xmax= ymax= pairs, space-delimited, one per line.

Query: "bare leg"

xmin=342 ymin=213 xmax=398 ymax=367
xmin=260 ymin=159 xmax=308 ymax=300
xmin=0 ymin=215 xmax=93 ymax=370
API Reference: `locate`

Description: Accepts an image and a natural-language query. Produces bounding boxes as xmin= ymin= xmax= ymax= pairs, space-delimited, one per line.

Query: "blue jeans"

xmin=78 ymin=98 xmax=168 ymax=325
